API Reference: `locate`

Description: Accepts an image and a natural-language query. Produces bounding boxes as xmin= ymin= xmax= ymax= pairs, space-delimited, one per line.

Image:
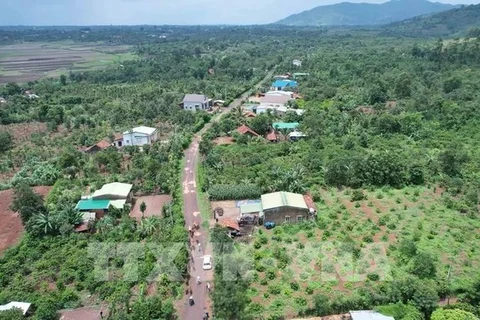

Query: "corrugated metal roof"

xmin=272 ymin=80 xmax=298 ymax=88
xmin=92 ymin=182 xmax=133 ymax=199
xmin=350 ymin=311 xmax=395 ymax=320
xmin=273 ymin=122 xmax=299 ymax=130
xmin=76 ymin=199 xmax=111 ymax=211
xmin=240 ymin=203 xmax=263 ymax=215
xmin=123 ymin=126 xmax=156 ymax=135
xmin=261 ymin=192 xmax=308 ymax=211
xmin=110 ymin=199 xmax=127 ymax=209
xmin=183 ymin=94 xmax=207 ymax=103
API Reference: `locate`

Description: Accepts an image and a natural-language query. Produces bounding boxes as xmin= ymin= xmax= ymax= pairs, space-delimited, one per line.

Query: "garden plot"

xmin=130 ymin=195 xmax=173 ymax=220
xmin=247 ymin=186 xmax=480 ymax=318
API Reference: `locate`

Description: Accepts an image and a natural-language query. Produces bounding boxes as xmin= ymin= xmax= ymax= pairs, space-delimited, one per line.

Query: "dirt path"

xmin=180 ymin=68 xmax=276 ymax=319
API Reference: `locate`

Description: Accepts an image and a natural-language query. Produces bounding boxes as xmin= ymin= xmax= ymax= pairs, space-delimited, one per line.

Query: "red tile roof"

xmin=84 ymin=140 xmax=111 ymax=152
xmin=218 ymin=218 xmax=240 ymax=231
xmin=303 ymin=194 xmax=316 ymax=210
xmin=236 ymin=124 xmax=259 ymax=137
xmin=113 ymin=133 xmax=123 ymax=141
xmin=74 ymin=223 xmax=89 ymax=232
xmin=243 ymin=111 xmax=256 ymax=118
xmin=266 ymin=131 xmax=277 ymax=141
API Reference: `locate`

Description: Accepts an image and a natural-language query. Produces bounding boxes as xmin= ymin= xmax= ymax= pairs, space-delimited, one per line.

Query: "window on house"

xmin=126 ymin=140 xmax=130 ymax=143
xmin=284 ymin=216 xmax=291 ymax=223
xmin=297 ymin=216 xmax=304 ymax=222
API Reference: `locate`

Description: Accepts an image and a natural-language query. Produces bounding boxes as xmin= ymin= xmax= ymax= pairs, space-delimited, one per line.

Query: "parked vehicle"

xmin=264 ymin=221 xmax=275 ymax=229
xmin=202 ymin=255 xmax=212 ymax=270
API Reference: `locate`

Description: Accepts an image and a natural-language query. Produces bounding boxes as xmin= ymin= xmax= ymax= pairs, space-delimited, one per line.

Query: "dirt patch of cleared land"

xmin=0 ymin=186 xmax=51 ymax=253
xmin=59 ymin=306 xmax=108 ymax=320
xmin=130 ymin=195 xmax=173 ymax=220
xmin=0 ymin=121 xmax=47 ymax=143
xmin=0 ymin=42 xmax=136 ymax=83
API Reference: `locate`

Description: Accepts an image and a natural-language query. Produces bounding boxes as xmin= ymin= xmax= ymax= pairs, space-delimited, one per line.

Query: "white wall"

xmin=183 ymin=101 xmax=207 ymax=111
xmin=122 ymin=132 xmax=151 ymax=146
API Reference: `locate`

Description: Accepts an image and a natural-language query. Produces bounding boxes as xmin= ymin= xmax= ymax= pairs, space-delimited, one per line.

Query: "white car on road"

xmin=202 ymin=255 xmax=212 ymax=270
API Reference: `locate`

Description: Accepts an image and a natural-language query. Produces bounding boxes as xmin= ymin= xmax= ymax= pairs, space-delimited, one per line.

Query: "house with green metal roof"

xmin=261 ymin=191 xmax=312 ymax=225
xmin=273 ymin=122 xmax=299 ymax=131
xmin=75 ymin=199 xmax=111 ymax=211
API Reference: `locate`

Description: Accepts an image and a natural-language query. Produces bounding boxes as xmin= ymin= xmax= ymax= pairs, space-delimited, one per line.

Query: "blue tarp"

xmin=272 ymin=80 xmax=298 ymax=88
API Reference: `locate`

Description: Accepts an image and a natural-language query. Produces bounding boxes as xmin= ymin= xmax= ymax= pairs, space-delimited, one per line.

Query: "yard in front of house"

xmin=243 ymin=185 xmax=480 ymax=319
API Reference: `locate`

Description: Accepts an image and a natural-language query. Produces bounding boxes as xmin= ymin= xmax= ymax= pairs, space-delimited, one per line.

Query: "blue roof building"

xmin=272 ymin=80 xmax=298 ymax=90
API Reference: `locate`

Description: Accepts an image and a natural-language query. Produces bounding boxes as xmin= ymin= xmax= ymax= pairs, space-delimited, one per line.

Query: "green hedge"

xmin=208 ymin=184 xmax=261 ymax=200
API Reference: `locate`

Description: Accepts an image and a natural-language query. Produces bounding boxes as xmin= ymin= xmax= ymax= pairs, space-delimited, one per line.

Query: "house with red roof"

xmin=236 ymin=124 xmax=260 ymax=137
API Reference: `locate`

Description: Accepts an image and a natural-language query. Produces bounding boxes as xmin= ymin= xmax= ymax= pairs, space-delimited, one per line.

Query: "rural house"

xmin=182 ymin=94 xmax=210 ymax=111
xmin=236 ymin=124 xmax=260 ymax=137
xmin=75 ymin=182 xmax=133 ymax=219
xmin=266 ymin=131 xmax=278 ymax=143
xmin=264 ymin=90 xmax=294 ymax=98
xmin=259 ymin=95 xmax=292 ymax=108
xmin=83 ymin=140 xmax=112 ymax=154
xmin=261 ymin=191 xmax=313 ymax=225
xmin=272 ymin=80 xmax=298 ymax=91
xmin=293 ymin=72 xmax=309 ymax=80
xmin=0 ymin=97 xmax=6 ymax=104
xmin=292 ymin=59 xmax=302 ymax=67
xmin=273 ymin=122 xmax=300 ymax=131
xmin=112 ymin=133 xmax=123 ymax=148
xmin=122 ymin=126 xmax=158 ymax=147
xmin=288 ymin=131 xmax=307 ymax=141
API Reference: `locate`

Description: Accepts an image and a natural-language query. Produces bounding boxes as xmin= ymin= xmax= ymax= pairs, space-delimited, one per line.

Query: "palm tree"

xmin=139 ymin=217 xmax=158 ymax=237
xmin=31 ymin=213 xmax=57 ymax=235
xmin=96 ymin=216 xmax=115 ymax=235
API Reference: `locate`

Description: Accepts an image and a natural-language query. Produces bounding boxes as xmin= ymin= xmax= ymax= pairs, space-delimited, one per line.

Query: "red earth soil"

xmin=0 ymin=186 xmax=51 ymax=253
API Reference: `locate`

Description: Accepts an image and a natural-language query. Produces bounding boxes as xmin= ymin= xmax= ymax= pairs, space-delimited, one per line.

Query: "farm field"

xmin=0 ymin=41 xmax=136 ymax=83
xmin=246 ymin=186 xmax=480 ymax=318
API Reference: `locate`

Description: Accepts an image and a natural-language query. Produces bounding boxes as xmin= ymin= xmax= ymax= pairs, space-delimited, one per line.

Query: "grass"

xmin=247 ymin=185 xmax=480 ymax=319
xmin=196 ymin=158 xmax=212 ymax=235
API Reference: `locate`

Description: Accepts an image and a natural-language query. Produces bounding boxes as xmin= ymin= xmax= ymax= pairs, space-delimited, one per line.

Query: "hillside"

xmin=383 ymin=3 xmax=480 ymax=37
xmin=275 ymin=0 xmax=457 ymax=26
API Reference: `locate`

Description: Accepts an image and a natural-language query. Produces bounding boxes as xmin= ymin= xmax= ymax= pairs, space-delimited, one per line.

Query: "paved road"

xmin=181 ymin=68 xmax=276 ymax=320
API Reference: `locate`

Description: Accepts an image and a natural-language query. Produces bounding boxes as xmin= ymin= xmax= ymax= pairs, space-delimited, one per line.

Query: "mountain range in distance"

xmin=275 ymin=0 xmax=459 ymax=26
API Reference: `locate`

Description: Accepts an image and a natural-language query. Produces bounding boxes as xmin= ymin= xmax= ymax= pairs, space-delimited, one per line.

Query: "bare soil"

xmin=130 ymin=195 xmax=173 ymax=220
xmin=0 ymin=186 xmax=51 ymax=253
xmin=0 ymin=121 xmax=47 ymax=143
xmin=59 ymin=306 xmax=108 ymax=320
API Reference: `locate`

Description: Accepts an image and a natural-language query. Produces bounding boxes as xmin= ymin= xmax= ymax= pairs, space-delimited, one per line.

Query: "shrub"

xmin=351 ymin=189 xmax=365 ymax=202
xmin=268 ymin=284 xmax=281 ymax=295
xmin=208 ymin=184 xmax=261 ymax=200
xmin=367 ymin=273 xmax=380 ymax=281
xmin=290 ymin=281 xmax=300 ymax=291
xmin=306 ymin=285 xmax=314 ymax=295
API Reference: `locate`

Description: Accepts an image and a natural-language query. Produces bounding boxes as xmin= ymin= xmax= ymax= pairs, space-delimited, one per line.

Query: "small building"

xmin=293 ymin=72 xmax=309 ymax=79
xmin=83 ymin=140 xmax=112 ymax=154
xmin=265 ymin=90 xmax=294 ymax=98
xmin=112 ymin=133 xmax=123 ymax=148
xmin=122 ymin=126 xmax=157 ymax=147
xmin=273 ymin=75 xmax=290 ymax=80
xmin=293 ymin=59 xmax=302 ymax=67
xmin=0 ymin=301 xmax=31 ymax=315
xmin=259 ymin=95 xmax=292 ymax=108
xmin=213 ymin=100 xmax=225 ymax=106
xmin=243 ymin=111 xmax=256 ymax=118
xmin=273 ymin=122 xmax=299 ymax=131
xmin=271 ymin=80 xmax=298 ymax=91
xmin=182 ymin=94 xmax=209 ymax=111
xmin=92 ymin=182 xmax=133 ymax=201
xmin=288 ymin=131 xmax=307 ymax=141
xmin=349 ymin=310 xmax=395 ymax=320
xmin=276 ymin=106 xmax=304 ymax=117
xmin=261 ymin=191 xmax=312 ymax=225
xmin=266 ymin=131 xmax=278 ymax=143
xmin=24 ymin=91 xmax=39 ymax=99
xmin=0 ymin=97 xmax=6 ymax=104
xmin=236 ymin=124 xmax=260 ymax=137
xmin=75 ymin=199 xmax=111 ymax=219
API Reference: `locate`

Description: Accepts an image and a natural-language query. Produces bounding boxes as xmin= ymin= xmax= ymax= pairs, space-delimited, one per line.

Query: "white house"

xmin=182 ymin=94 xmax=209 ymax=111
xmin=122 ymin=126 xmax=158 ymax=147
xmin=265 ymin=90 xmax=294 ymax=98
xmin=293 ymin=59 xmax=302 ymax=67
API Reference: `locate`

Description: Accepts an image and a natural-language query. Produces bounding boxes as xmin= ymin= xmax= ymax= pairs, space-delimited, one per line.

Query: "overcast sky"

xmin=1 ymin=0 xmax=479 ymax=25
